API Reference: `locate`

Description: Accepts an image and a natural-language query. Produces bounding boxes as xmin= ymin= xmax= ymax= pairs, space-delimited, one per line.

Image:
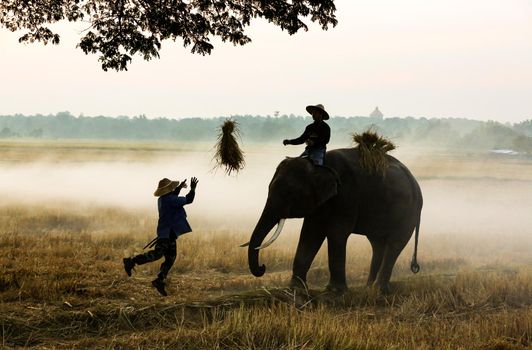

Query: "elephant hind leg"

xmin=375 ymin=239 xmax=409 ymax=293
xmin=367 ymin=238 xmax=386 ymax=286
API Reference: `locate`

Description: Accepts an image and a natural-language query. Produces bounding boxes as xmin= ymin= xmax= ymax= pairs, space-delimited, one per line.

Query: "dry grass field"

xmin=0 ymin=140 xmax=531 ymax=349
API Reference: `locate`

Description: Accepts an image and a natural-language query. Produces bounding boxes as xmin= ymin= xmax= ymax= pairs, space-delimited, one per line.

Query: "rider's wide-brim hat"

xmin=306 ymin=104 xmax=329 ymax=120
xmin=154 ymin=178 xmax=180 ymax=197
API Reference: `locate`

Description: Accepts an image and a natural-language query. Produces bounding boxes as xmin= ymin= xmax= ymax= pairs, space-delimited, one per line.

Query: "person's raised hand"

xmin=179 ymin=179 xmax=188 ymax=189
xmin=283 ymin=139 xmax=289 ymax=146
xmin=191 ymin=177 xmax=199 ymax=190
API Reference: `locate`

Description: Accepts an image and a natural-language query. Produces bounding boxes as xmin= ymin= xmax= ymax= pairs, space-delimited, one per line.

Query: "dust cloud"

xmin=0 ymin=145 xmax=531 ymax=240
xmin=0 ymin=145 xmax=299 ymax=232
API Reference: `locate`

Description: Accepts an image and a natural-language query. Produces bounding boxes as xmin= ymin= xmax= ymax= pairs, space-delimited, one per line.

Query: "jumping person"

xmin=123 ymin=176 xmax=199 ymax=296
xmin=283 ymin=104 xmax=331 ymax=165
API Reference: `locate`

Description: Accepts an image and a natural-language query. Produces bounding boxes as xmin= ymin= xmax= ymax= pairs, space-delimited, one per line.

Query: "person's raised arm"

xmin=172 ymin=179 xmax=187 ymax=196
xmin=185 ymin=177 xmax=198 ymax=204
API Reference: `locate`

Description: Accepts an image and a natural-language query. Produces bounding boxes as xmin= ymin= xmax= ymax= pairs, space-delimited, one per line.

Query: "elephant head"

xmin=245 ymin=157 xmax=340 ymax=277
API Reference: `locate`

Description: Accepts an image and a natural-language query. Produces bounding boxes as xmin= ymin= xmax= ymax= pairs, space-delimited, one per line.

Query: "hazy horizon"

xmin=1 ymin=0 xmax=531 ymax=122
xmin=1 ymin=112 xmax=531 ymax=124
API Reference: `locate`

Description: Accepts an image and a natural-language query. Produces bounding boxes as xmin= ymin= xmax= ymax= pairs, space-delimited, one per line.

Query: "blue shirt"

xmin=156 ymin=189 xmax=195 ymax=239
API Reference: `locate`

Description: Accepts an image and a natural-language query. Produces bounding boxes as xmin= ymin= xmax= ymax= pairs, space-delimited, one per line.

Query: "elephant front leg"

xmin=325 ymin=233 xmax=349 ymax=293
xmin=290 ymin=220 xmax=326 ymax=290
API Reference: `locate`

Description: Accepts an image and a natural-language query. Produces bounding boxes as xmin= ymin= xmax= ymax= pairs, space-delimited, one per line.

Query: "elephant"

xmin=243 ymin=147 xmax=423 ymax=293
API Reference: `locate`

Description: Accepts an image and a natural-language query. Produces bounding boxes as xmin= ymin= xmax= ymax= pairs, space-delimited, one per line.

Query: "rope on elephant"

xmin=352 ymin=130 xmax=396 ymax=177
xmin=213 ymin=119 xmax=245 ymax=175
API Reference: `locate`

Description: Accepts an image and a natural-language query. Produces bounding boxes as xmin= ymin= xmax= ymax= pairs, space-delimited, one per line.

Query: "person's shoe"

xmin=151 ymin=279 xmax=168 ymax=296
xmin=123 ymin=258 xmax=135 ymax=277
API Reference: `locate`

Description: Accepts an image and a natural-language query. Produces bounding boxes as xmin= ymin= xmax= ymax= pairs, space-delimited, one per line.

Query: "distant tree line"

xmin=1 ymin=112 xmax=531 ymax=153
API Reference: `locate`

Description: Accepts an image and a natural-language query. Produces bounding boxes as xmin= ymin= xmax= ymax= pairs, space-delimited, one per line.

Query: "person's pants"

xmin=133 ymin=238 xmax=176 ymax=281
xmin=300 ymin=147 xmax=326 ymax=165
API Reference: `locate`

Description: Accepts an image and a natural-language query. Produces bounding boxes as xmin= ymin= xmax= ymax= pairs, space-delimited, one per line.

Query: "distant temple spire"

xmin=370 ymin=106 xmax=383 ymax=119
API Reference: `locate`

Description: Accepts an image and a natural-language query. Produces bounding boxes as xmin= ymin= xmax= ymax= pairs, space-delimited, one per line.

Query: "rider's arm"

xmin=286 ymin=125 xmax=310 ymax=145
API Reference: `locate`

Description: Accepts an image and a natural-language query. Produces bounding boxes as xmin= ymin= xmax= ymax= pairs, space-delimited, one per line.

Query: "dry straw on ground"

xmin=0 ymin=204 xmax=530 ymax=349
xmin=353 ymin=130 xmax=396 ymax=176
xmin=213 ymin=119 xmax=245 ymax=175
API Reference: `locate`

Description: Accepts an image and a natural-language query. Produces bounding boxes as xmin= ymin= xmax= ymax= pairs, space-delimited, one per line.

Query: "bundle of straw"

xmin=213 ymin=119 xmax=245 ymax=175
xmin=352 ymin=130 xmax=396 ymax=177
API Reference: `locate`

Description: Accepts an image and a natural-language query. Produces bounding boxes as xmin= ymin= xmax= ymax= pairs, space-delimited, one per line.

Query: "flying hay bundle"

xmin=353 ymin=130 xmax=395 ymax=177
xmin=213 ymin=119 xmax=245 ymax=175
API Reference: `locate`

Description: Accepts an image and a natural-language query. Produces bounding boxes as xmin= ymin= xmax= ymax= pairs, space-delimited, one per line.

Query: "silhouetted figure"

xmin=283 ymin=104 xmax=331 ymax=165
xmin=123 ymin=177 xmax=199 ymax=296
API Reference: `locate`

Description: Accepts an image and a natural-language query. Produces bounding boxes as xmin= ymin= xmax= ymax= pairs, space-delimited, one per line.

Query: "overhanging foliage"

xmin=0 ymin=0 xmax=337 ymax=71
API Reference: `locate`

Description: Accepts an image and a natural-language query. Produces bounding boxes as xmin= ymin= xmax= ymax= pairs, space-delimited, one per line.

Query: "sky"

xmin=1 ymin=0 xmax=531 ymax=122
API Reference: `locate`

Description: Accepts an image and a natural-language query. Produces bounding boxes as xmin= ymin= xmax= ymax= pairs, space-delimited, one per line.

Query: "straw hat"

xmin=306 ymin=104 xmax=329 ymax=120
xmin=154 ymin=178 xmax=180 ymax=197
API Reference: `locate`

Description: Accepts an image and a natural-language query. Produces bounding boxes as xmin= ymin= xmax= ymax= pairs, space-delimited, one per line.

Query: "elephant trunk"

xmin=248 ymin=207 xmax=279 ymax=277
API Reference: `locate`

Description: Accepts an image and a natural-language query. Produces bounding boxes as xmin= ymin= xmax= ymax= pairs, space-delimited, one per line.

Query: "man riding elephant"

xmin=283 ymin=104 xmax=331 ymax=166
xmin=245 ymin=131 xmax=422 ymax=294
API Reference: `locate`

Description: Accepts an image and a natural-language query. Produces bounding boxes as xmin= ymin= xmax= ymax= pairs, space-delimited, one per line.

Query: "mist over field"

xmin=1 ymin=144 xmax=530 ymax=249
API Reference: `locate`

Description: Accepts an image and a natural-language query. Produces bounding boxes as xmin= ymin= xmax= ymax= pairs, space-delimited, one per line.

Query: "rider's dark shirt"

xmin=287 ymin=120 xmax=331 ymax=149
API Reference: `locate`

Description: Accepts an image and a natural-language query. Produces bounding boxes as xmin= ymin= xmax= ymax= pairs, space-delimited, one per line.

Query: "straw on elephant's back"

xmin=352 ymin=131 xmax=396 ymax=177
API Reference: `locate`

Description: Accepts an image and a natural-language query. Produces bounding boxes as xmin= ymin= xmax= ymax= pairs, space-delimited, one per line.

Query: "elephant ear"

xmin=311 ymin=166 xmax=340 ymax=207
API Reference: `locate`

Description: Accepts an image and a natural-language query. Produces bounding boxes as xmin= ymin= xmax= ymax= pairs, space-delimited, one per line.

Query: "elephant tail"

xmin=410 ymin=216 xmax=421 ymax=274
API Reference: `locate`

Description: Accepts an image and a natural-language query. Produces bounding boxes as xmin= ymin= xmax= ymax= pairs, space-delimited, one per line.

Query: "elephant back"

xmin=325 ymin=147 xmax=419 ymax=201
